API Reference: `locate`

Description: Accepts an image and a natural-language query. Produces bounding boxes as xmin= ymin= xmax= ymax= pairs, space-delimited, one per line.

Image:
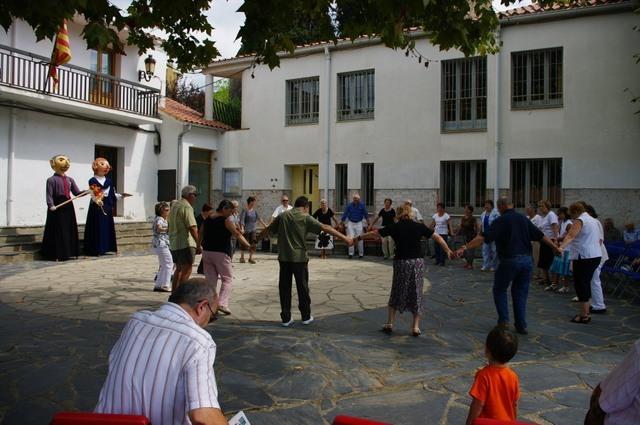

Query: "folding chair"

xmin=601 ymin=245 xmax=627 ymax=293
xmin=618 ymin=247 xmax=640 ymax=301
xmin=332 ymin=415 xmax=392 ymax=425
xmin=50 ymin=412 xmax=150 ymax=425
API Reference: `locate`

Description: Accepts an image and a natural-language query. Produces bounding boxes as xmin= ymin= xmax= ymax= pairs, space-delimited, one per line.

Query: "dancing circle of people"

xmin=43 ymin=159 xmax=635 ymax=424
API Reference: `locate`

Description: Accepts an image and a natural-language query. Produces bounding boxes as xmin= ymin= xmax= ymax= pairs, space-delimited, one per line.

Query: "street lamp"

xmin=138 ymin=54 xmax=156 ymax=82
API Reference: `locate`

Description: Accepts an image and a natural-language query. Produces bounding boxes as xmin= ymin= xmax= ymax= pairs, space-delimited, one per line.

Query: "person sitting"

xmin=466 ymin=326 xmax=520 ymax=425
xmin=623 ymin=222 xmax=639 ymax=245
xmin=94 ymin=278 xmax=228 ymax=425
xmin=603 ymin=218 xmax=622 ymax=242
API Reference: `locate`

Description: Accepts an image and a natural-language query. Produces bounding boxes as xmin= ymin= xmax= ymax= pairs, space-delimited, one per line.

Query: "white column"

xmin=204 ymin=74 xmax=214 ymax=121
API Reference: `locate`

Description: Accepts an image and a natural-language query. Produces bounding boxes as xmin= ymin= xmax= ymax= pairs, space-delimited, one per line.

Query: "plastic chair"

xmin=472 ymin=419 xmax=538 ymax=425
xmin=50 ymin=412 xmax=150 ymax=425
xmin=332 ymin=415 xmax=392 ymax=425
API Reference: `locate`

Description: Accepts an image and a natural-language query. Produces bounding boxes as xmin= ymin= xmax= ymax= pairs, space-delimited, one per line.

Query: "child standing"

xmin=466 ymin=326 xmax=520 ymax=425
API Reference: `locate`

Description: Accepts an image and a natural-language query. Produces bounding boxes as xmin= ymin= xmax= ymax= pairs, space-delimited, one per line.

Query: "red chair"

xmin=50 ymin=412 xmax=150 ymax=425
xmin=332 ymin=415 xmax=392 ymax=425
xmin=473 ymin=419 xmax=538 ymax=425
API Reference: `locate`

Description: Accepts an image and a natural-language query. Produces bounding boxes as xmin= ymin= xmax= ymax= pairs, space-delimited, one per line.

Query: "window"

xmin=337 ymin=69 xmax=375 ymax=121
xmin=361 ymin=163 xmax=374 ymax=208
xmin=511 ymin=159 xmax=562 ymax=208
xmin=335 ymin=164 xmax=348 ymax=210
xmin=286 ymin=77 xmax=320 ymax=125
xmin=222 ymin=168 xmax=242 ymax=197
xmin=441 ymin=57 xmax=487 ymax=131
xmin=440 ymin=161 xmax=487 ymax=210
xmin=512 ymin=48 xmax=563 ymax=108
xmin=89 ymin=49 xmax=116 ymax=107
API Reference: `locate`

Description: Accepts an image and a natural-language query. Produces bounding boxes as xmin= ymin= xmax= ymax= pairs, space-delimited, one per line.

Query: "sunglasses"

xmin=200 ymin=299 xmax=218 ymax=323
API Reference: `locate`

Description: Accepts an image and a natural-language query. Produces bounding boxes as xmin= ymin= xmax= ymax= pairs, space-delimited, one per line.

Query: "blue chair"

xmin=618 ymin=248 xmax=640 ymax=301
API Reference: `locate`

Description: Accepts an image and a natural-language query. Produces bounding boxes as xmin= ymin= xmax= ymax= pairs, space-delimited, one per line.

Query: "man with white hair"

xmin=341 ymin=194 xmax=369 ymax=258
xmin=405 ymin=199 xmax=423 ymax=223
xmin=169 ymin=185 xmax=201 ymax=293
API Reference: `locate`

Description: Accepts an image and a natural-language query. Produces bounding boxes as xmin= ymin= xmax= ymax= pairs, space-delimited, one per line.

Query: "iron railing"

xmin=0 ymin=44 xmax=159 ymax=118
xmin=212 ymin=99 xmax=241 ymax=128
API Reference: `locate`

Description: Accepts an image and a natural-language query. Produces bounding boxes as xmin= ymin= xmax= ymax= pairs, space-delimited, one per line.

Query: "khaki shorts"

xmin=171 ymin=247 xmax=196 ymax=266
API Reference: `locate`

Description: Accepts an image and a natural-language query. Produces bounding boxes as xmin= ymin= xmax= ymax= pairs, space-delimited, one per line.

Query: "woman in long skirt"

xmin=360 ymin=205 xmax=453 ymax=336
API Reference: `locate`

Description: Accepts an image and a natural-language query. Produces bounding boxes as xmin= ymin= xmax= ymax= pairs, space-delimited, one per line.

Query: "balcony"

xmin=0 ymin=44 xmax=160 ymax=125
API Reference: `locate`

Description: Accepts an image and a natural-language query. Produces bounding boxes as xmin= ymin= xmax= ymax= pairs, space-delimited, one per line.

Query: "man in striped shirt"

xmin=95 ymin=278 xmax=228 ymax=425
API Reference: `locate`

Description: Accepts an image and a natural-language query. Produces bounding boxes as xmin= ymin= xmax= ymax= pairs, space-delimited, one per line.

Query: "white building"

xmin=1 ymin=1 xmax=639 ymax=231
xmin=204 ymin=0 xmax=640 ymax=224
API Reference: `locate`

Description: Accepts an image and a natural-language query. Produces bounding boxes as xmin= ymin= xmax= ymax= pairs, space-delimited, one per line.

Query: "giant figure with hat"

xmin=84 ymin=157 xmax=130 ymax=256
xmin=41 ymin=155 xmax=85 ymax=261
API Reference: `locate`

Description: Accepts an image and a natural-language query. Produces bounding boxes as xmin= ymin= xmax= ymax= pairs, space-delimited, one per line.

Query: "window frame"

xmin=335 ymin=164 xmax=348 ymax=211
xmin=510 ymin=158 xmax=562 ymax=208
xmin=511 ymin=47 xmax=563 ymax=109
xmin=440 ymin=160 xmax=487 ymax=212
xmin=441 ymin=57 xmax=487 ymax=132
xmin=361 ymin=163 xmax=375 ymax=209
xmin=222 ymin=168 xmax=242 ymax=197
xmin=285 ymin=76 xmax=320 ymax=126
xmin=337 ymin=69 xmax=375 ymax=122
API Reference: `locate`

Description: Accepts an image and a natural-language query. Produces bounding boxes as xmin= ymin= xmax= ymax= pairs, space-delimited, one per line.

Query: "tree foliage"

xmin=2 ymin=0 xmax=572 ymax=71
xmin=167 ymin=78 xmax=204 ymax=113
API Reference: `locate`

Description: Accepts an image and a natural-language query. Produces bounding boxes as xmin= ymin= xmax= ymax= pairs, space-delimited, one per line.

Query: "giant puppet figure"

xmin=41 ymin=155 xmax=84 ymax=261
xmin=84 ymin=157 xmax=129 ymax=256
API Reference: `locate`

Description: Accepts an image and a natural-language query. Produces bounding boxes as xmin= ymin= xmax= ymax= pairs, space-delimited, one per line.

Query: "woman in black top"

xmin=360 ymin=204 xmax=453 ymax=336
xmin=312 ymin=199 xmax=339 ymax=259
xmin=370 ymin=198 xmax=396 ymax=259
xmin=458 ymin=205 xmax=479 ymax=269
xmin=199 ymin=200 xmax=250 ymax=315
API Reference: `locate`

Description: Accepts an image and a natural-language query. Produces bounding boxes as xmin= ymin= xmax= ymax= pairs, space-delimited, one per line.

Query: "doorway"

xmin=188 ymin=147 xmax=213 ymax=214
xmin=94 ymin=145 xmax=120 ymax=216
xmin=291 ymin=164 xmax=319 ymax=212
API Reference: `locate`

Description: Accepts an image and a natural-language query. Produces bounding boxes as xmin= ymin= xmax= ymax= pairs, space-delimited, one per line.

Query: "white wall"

xmin=499 ymin=12 xmax=640 ymax=189
xmin=0 ymin=108 xmax=158 ymax=226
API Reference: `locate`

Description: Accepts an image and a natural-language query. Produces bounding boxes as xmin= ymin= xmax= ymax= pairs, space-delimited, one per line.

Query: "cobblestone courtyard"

xmin=0 ymin=252 xmax=639 ymax=425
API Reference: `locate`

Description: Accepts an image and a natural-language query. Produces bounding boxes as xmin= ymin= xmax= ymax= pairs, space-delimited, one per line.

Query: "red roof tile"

xmin=500 ymin=0 xmax=630 ymax=18
xmin=159 ymin=98 xmax=233 ymax=130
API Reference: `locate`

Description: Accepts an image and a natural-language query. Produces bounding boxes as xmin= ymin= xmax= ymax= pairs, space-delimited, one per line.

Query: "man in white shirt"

xmin=526 ymin=203 xmax=544 ymax=281
xmin=404 ymin=199 xmax=423 ymax=223
xmin=585 ymin=338 xmax=640 ymax=425
xmin=95 ymin=278 xmax=228 ymax=425
xmin=269 ymin=195 xmax=293 ymax=225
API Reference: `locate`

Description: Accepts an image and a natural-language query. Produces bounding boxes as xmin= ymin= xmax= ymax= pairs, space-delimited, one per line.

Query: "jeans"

xmin=482 ymin=242 xmax=497 ymax=269
xmin=434 ymin=234 xmax=448 ymax=265
xmin=493 ymin=255 xmax=532 ymax=330
xmin=278 ymin=261 xmax=311 ymax=322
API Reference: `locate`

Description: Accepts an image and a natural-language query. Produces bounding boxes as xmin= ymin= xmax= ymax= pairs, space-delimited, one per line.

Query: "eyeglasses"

xmin=200 ymin=299 xmax=218 ymax=323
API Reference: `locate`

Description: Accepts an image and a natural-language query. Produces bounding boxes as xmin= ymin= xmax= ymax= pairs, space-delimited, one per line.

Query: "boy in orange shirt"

xmin=466 ymin=326 xmax=520 ymax=425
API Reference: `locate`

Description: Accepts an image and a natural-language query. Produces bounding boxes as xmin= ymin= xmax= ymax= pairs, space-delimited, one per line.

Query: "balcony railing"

xmin=212 ymin=99 xmax=241 ymax=128
xmin=0 ymin=44 xmax=159 ymax=118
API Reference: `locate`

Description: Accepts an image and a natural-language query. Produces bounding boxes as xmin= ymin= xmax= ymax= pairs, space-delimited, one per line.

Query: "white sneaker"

xmin=302 ymin=316 xmax=314 ymax=325
xmin=481 ymin=267 xmax=487 ymax=271
xmin=544 ymin=284 xmax=558 ymax=292
xmin=281 ymin=319 xmax=294 ymax=327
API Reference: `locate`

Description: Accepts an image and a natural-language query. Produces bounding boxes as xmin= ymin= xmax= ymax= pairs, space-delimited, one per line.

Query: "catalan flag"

xmin=48 ymin=19 xmax=72 ymax=88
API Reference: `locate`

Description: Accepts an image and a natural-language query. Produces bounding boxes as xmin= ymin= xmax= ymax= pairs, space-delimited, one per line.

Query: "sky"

xmin=112 ymin=0 xmax=532 ymax=61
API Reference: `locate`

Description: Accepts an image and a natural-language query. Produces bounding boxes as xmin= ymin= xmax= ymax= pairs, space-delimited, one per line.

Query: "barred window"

xmin=361 ymin=163 xmax=374 ymax=208
xmin=440 ymin=161 xmax=487 ymax=210
xmin=337 ymin=69 xmax=375 ymax=121
xmin=441 ymin=57 xmax=487 ymax=131
xmin=335 ymin=164 xmax=348 ymax=210
xmin=511 ymin=158 xmax=562 ymax=208
xmin=512 ymin=48 xmax=563 ymax=108
xmin=286 ymin=77 xmax=319 ymax=125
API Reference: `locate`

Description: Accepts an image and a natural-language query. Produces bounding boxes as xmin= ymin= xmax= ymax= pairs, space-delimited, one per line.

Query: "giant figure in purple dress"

xmin=84 ymin=157 xmax=126 ymax=256
xmin=41 ymin=155 xmax=83 ymax=261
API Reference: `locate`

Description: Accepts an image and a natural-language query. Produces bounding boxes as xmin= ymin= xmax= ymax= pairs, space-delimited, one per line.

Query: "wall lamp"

xmin=138 ymin=54 xmax=156 ymax=82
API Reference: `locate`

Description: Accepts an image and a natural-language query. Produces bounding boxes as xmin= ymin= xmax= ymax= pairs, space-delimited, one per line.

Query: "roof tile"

xmin=159 ymin=98 xmax=234 ymax=131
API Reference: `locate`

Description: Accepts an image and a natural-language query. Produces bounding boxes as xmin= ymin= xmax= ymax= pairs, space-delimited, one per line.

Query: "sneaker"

xmin=302 ymin=316 xmax=314 ymax=325
xmin=281 ymin=319 xmax=294 ymax=327
xmin=544 ymin=284 xmax=558 ymax=292
xmin=557 ymin=287 xmax=569 ymax=294
xmin=571 ymin=296 xmax=580 ymax=302
xmin=590 ymin=307 xmax=607 ymax=314
xmin=480 ymin=267 xmax=487 ymax=271
xmin=153 ymin=287 xmax=171 ymax=293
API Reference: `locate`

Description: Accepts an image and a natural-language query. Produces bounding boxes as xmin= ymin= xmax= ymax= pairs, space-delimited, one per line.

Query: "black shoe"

xmin=515 ymin=326 xmax=528 ymax=335
xmin=348 ymin=255 xmax=353 ymax=259
xmin=590 ymin=307 xmax=607 ymax=314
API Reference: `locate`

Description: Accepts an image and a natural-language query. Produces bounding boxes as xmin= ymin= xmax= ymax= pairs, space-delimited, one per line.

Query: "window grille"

xmin=286 ymin=77 xmax=320 ymax=125
xmin=361 ymin=163 xmax=374 ymax=208
xmin=511 ymin=158 xmax=562 ymax=208
xmin=512 ymin=48 xmax=563 ymax=108
xmin=337 ymin=69 xmax=375 ymax=121
xmin=335 ymin=164 xmax=348 ymax=210
xmin=440 ymin=161 xmax=487 ymax=210
xmin=441 ymin=57 xmax=487 ymax=131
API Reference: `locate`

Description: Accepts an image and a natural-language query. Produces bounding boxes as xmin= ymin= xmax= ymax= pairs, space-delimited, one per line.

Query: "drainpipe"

xmin=177 ymin=124 xmax=192 ymax=198
xmin=323 ymin=46 xmax=331 ymax=202
xmin=494 ymin=28 xmax=502 ymax=203
xmin=6 ymin=23 xmax=17 ymax=226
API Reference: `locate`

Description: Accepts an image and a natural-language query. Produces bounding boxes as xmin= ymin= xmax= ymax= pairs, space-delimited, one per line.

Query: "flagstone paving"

xmin=0 ymin=252 xmax=638 ymax=425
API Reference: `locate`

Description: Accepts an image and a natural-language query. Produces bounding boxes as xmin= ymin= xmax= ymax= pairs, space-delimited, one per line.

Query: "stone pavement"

xmin=0 ymin=252 xmax=639 ymax=425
